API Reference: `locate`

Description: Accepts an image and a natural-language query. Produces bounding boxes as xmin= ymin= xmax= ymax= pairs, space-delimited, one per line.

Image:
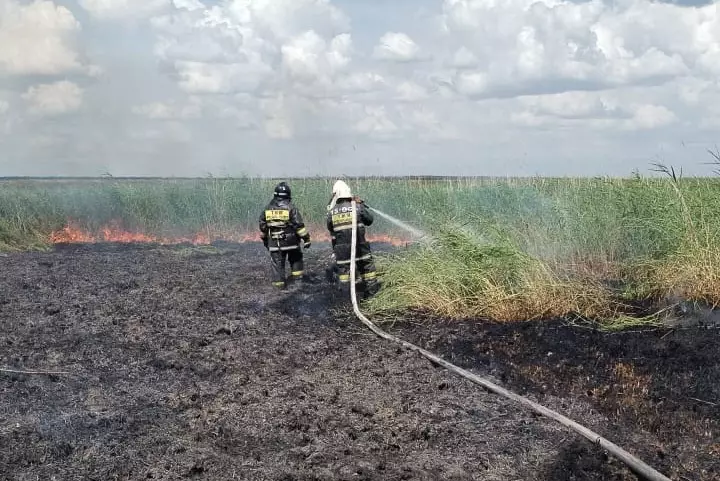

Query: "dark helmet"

xmin=274 ymin=181 xmax=291 ymax=199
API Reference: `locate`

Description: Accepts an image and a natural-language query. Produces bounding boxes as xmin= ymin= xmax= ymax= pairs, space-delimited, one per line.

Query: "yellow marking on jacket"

xmin=332 ymin=212 xmax=353 ymax=225
xmin=265 ymin=209 xmax=290 ymax=221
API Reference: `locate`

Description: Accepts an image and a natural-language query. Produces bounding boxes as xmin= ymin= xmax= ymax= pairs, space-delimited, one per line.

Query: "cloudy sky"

xmin=0 ymin=0 xmax=718 ymax=177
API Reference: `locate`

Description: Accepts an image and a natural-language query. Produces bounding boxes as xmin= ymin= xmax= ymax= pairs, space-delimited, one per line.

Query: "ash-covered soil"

xmin=389 ymin=317 xmax=720 ymax=481
xmin=0 ymin=242 xmax=715 ymax=481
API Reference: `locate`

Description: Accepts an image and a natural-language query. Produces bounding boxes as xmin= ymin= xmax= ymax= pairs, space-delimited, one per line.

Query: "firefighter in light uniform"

xmin=326 ymin=180 xmax=379 ymax=297
xmin=259 ymin=182 xmax=311 ymax=289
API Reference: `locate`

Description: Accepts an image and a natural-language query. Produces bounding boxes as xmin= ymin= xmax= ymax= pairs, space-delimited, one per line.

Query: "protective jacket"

xmin=259 ymin=198 xmax=310 ymax=251
xmin=326 ymin=198 xmax=374 ymax=249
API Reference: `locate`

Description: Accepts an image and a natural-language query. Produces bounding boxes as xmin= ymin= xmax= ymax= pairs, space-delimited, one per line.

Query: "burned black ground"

xmin=388 ymin=315 xmax=720 ymax=481
xmin=0 ymin=242 xmax=716 ymax=480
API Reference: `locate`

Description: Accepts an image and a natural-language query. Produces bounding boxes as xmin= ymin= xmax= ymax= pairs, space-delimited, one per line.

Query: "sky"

xmin=0 ymin=0 xmax=719 ymax=177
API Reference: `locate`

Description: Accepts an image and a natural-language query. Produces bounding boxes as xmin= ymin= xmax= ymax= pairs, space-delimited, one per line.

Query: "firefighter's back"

xmin=328 ymin=198 xmax=369 ymax=246
xmin=263 ymin=198 xmax=299 ymax=250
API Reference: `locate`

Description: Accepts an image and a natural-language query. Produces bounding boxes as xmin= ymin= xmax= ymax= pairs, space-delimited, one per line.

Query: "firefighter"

xmin=259 ymin=182 xmax=311 ymax=289
xmin=326 ymin=180 xmax=379 ymax=298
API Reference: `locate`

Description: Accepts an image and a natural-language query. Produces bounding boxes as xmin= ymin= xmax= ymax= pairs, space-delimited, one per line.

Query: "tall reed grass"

xmin=3 ymin=174 xmax=720 ymax=323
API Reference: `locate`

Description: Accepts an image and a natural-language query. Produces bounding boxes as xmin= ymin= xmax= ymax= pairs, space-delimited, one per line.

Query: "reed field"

xmin=2 ymin=172 xmax=720 ymax=325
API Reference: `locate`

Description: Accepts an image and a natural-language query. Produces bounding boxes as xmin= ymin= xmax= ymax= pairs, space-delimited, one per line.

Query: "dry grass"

xmin=635 ymin=238 xmax=720 ymax=308
xmin=612 ymin=362 xmax=652 ymax=410
xmin=628 ymin=163 xmax=720 ymax=308
xmin=366 ymin=228 xmax=628 ymax=323
xmin=453 ymin=265 xmax=618 ymax=322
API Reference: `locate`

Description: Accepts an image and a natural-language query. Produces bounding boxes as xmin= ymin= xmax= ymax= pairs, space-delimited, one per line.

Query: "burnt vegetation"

xmin=1 ymin=242 xmax=717 ymax=480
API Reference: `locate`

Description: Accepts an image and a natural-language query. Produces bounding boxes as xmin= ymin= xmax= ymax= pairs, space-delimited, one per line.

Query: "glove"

xmin=261 ymin=236 xmax=268 ymax=248
xmin=303 ymin=240 xmax=311 ymax=249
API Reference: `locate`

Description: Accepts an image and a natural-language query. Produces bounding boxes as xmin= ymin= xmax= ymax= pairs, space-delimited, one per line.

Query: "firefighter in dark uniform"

xmin=326 ymin=180 xmax=379 ymax=298
xmin=259 ymin=182 xmax=311 ymax=289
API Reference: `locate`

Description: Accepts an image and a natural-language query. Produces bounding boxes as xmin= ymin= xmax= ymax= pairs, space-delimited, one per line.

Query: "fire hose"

xmin=347 ymin=200 xmax=671 ymax=481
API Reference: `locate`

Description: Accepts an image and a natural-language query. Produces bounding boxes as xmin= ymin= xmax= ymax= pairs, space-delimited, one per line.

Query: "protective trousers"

xmin=333 ymin=241 xmax=379 ymax=295
xmin=270 ymin=249 xmax=304 ymax=288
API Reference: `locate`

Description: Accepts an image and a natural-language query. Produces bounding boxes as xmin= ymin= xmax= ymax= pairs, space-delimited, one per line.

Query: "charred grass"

xmin=0 ymin=242 xmax=655 ymax=481
xmin=1 ymin=242 xmax=717 ymax=480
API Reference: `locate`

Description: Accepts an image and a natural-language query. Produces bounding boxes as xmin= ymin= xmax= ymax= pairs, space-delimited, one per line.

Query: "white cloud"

xmin=373 ymin=32 xmax=422 ymax=62
xmin=0 ymin=93 xmax=12 ymax=136
xmin=437 ymin=0 xmax=712 ymax=98
xmin=128 ymin=120 xmax=190 ymax=142
xmin=399 ymin=106 xmax=462 ymax=140
xmin=132 ymin=99 xmax=201 ymax=120
xmin=2 ymin=0 xmax=720 ymax=176
xmin=174 ymin=60 xmax=273 ymax=94
xmin=151 ymin=0 xmax=355 ymax=101
xmin=448 ymin=46 xmax=478 ymax=69
xmin=631 ymin=104 xmax=677 ymax=130
xmin=223 ymin=0 xmax=350 ymax=41
xmin=513 ymin=91 xmax=677 ymax=131
xmin=79 ymin=0 xmax=170 ymax=20
xmin=282 ymin=31 xmax=351 ymax=83
xmin=396 ymin=81 xmax=429 ymax=102
xmin=354 ymin=105 xmax=398 ymax=139
xmin=22 ymin=81 xmax=83 ymax=116
xmin=261 ymin=94 xmax=294 ymax=139
xmin=151 ymin=6 xmax=246 ymax=63
xmin=0 ymin=0 xmax=85 ymax=76
xmin=149 ymin=0 xmax=383 ymax=136
xmin=454 ymin=71 xmax=489 ymax=97
xmin=676 ymin=77 xmax=713 ymax=106
xmin=519 ymin=91 xmax=627 ymax=120
xmin=339 ymin=72 xmax=386 ymax=94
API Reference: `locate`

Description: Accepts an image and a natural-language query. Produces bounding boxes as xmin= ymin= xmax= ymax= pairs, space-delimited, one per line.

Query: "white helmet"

xmin=332 ymin=180 xmax=352 ymax=199
xmin=328 ymin=179 xmax=352 ymax=210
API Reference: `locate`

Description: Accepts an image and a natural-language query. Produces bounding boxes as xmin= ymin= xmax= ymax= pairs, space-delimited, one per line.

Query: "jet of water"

xmin=367 ymin=206 xmax=429 ymax=240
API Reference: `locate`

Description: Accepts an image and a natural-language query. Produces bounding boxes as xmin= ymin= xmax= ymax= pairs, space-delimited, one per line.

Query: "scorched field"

xmin=1 ymin=176 xmax=719 ymax=480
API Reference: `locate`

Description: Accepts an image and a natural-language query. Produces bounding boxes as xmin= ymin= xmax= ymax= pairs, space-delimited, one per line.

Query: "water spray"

xmin=366 ymin=206 xmax=429 ymax=240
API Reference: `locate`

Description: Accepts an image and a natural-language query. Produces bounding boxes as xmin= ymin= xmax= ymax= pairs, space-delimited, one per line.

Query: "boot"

xmin=363 ymin=280 xmax=380 ymax=299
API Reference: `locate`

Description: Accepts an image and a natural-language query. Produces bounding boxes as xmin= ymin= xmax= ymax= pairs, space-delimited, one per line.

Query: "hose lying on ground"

xmin=347 ymin=200 xmax=671 ymax=481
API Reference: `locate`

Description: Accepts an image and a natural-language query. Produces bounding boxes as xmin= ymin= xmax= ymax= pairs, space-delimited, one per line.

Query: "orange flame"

xmin=50 ymin=222 xmax=212 ymax=245
xmin=50 ymin=221 xmax=411 ymax=247
xmin=50 ymin=224 xmax=96 ymax=243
